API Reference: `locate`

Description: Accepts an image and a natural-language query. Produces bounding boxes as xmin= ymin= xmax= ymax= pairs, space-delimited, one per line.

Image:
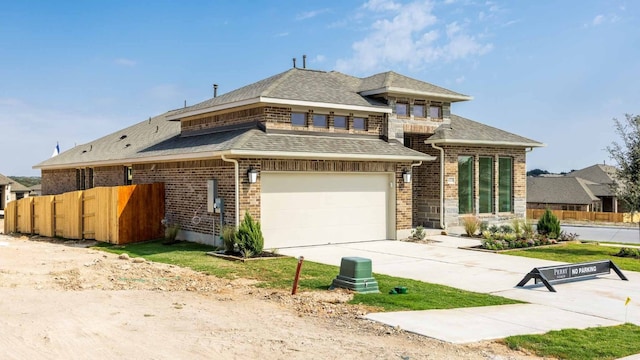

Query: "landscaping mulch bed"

xmin=206 ymin=250 xmax=285 ymax=262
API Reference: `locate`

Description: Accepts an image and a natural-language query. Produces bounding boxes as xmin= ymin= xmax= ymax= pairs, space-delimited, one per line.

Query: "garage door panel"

xmin=261 ymin=173 xmax=391 ymax=248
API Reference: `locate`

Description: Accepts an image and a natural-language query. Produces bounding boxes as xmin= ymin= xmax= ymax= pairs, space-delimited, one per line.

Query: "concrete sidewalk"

xmin=280 ymin=236 xmax=640 ymax=345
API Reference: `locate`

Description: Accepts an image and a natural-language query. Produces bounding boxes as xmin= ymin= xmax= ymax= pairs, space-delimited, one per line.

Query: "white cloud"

xmin=592 ymin=14 xmax=605 ymax=25
xmin=313 ymin=54 xmax=327 ymax=63
xmin=114 ymin=58 xmax=137 ymax=67
xmin=455 ymin=76 xmax=465 ymax=83
xmin=336 ymin=0 xmax=493 ymax=74
xmin=296 ymin=8 xmax=330 ymax=20
xmin=274 ymin=32 xmax=289 ymax=37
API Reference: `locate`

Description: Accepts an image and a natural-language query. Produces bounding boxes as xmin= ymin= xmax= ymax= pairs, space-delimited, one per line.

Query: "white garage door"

xmin=260 ymin=172 xmax=393 ymax=249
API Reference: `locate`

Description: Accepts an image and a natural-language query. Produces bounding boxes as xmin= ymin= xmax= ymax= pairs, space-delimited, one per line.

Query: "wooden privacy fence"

xmin=4 ymin=183 xmax=164 ymax=245
xmin=527 ymin=209 xmax=625 ymax=223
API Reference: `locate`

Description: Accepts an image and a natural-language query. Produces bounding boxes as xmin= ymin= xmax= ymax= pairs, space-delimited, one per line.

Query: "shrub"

xmin=165 ymin=224 xmax=180 ymax=241
xmin=615 ymin=247 xmax=640 ymax=258
xmin=558 ymin=231 xmax=580 ymax=242
xmin=462 ymin=216 xmax=480 ymax=237
xmin=236 ymin=212 xmax=264 ymax=256
xmin=537 ymin=209 xmax=561 ymax=239
xmin=511 ymin=219 xmax=523 ymax=238
xmin=411 ymin=226 xmax=426 ymax=241
xmin=221 ymin=225 xmax=237 ymax=253
xmin=479 ymin=221 xmax=489 ymax=233
xmin=522 ymin=221 xmax=534 ymax=239
xmin=488 ymin=224 xmax=500 ymax=234
xmin=499 ymin=224 xmax=514 ymax=234
xmin=482 ymin=230 xmax=493 ymax=240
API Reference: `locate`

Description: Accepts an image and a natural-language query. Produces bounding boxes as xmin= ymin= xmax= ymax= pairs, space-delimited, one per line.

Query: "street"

xmin=563 ymin=225 xmax=640 ymax=244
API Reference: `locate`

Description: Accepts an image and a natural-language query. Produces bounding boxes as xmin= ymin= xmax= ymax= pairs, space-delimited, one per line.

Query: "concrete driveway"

xmin=280 ymin=236 xmax=640 ymax=344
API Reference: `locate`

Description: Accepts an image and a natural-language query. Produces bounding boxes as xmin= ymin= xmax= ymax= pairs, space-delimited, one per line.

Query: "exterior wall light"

xmin=402 ymin=169 xmax=411 ymax=183
xmin=247 ymin=166 xmax=259 ymax=184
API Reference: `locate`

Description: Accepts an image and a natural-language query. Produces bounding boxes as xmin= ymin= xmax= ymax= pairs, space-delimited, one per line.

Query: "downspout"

xmin=221 ymin=154 xmax=240 ymax=227
xmin=431 ymin=143 xmax=446 ymax=230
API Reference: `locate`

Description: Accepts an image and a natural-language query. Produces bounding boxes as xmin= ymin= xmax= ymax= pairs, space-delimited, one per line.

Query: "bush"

xmin=615 ymin=247 xmax=640 ymax=258
xmin=411 ymin=226 xmax=426 ymax=241
xmin=221 ymin=225 xmax=237 ymax=253
xmin=499 ymin=224 xmax=514 ymax=234
xmin=522 ymin=221 xmax=534 ymax=239
xmin=236 ymin=212 xmax=264 ymax=257
xmin=511 ymin=219 xmax=523 ymax=238
xmin=537 ymin=209 xmax=561 ymax=239
xmin=462 ymin=216 xmax=480 ymax=237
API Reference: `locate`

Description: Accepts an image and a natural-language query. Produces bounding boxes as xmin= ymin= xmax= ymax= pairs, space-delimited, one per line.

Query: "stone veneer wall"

xmin=440 ymin=145 xmax=527 ymax=227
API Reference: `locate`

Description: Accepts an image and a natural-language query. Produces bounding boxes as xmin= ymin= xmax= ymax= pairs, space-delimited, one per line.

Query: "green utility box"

xmin=330 ymin=257 xmax=379 ymax=294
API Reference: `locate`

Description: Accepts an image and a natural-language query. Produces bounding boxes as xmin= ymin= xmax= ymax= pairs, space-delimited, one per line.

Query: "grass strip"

xmin=94 ymin=239 xmax=521 ymax=311
xmin=507 ymin=243 xmax=640 ymax=272
xmin=504 ymin=323 xmax=640 ymax=360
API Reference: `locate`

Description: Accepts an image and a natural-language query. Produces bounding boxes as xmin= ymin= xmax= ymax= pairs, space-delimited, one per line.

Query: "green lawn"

xmin=507 ymin=243 xmax=640 ymax=272
xmin=504 ymin=323 xmax=640 ymax=360
xmin=94 ymin=240 xmax=520 ymax=311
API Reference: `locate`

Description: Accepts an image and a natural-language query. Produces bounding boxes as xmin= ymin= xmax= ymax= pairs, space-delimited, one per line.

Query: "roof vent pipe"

xmin=303 ymin=54 xmax=307 ymax=69
xmin=213 ymin=84 xmax=218 ymax=98
xmin=292 ymin=57 xmax=297 ymax=68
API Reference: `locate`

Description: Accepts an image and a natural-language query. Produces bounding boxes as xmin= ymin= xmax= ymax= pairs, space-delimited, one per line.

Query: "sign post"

xmin=516 ymin=260 xmax=627 ymax=292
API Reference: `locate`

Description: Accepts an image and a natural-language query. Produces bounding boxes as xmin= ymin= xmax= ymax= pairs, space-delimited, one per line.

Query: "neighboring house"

xmin=34 ymin=66 xmax=543 ymax=248
xmin=0 ymin=174 xmax=31 ymax=215
xmin=527 ymin=164 xmax=621 ymax=212
xmin=29 ymin=184 xmax=42 ymax=196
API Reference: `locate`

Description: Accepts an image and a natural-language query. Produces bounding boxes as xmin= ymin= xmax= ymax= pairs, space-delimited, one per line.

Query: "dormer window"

xmin=413 ymin=104 xmax=425 ymax=118
xmin=429 ymin=105 xmax=442 ymax=119
xmin=396 ymin=103 xmax=408 ymax=116
xmin=291 ymin=112 xmax=306 ymax=126
xmin=312 ymin=114 xmax=327 ymax=128
xmin=334 ymin=115 xmax=347 ymax=129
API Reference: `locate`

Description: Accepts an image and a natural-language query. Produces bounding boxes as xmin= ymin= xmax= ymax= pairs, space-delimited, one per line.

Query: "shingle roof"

xmin=566 ymin=164 xmax=617 ymax=184
xmin=587 ymin=183 xmax=614 ymax=197
xmin=425 ymin=114 xmax=544 ymax=147
xmin=0 ymin=174 xmax=30 ymax=192
xmin=527 ymin=177 xmax=599 ymax=205
xmin=168 ymin=68 xmax=469 ymax=119
xmin=34 ymin=112 xmax=182 ymax=169
xmin=35 ymin=114 xmax=433 ymax=169
xmin=358 ymin=71 xmax=470 ymax=99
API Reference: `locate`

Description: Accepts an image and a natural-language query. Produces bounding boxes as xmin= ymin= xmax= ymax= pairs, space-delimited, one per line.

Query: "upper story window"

xmin=291 ymin=112 xmax=306 ymax=126
xmin=353 ymin=117 xmax=366 ymax=131
xmin=312 ymin=114 xmax=327 ymax=128
xmin=413 ymin=104 xmax=425 ymax=118
xmin=396 ymin=103 xmax=408 ymax=116
xmin=429 ymin=105 xmax=442 ymax=119
xmin=333 ymin=115 xmax=347 ymax=129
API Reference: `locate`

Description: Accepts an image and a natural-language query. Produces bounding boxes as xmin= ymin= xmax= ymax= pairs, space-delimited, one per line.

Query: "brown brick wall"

xmin=181 ymin=107 xmax=264 ymax=133
xmin=42 ymin=169 xmax=77 ymax=195
xmin=405 ymin=134 xmax=441 ymax=227
xmin=94 ymin=166 xmax=126 ymax=187
xmin=133 ymin=160 xmax=235 ymax=237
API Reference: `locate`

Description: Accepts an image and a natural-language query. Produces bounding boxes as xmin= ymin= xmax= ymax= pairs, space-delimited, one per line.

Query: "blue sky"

xmin=1 ymin=0 xmax=638 ymax=175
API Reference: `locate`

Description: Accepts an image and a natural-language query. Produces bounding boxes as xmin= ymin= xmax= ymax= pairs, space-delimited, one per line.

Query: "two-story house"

xmin=34 ymin=66 xmax=543 ymax=248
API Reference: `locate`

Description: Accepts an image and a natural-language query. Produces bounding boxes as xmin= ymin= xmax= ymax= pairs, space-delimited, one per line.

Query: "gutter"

xmin=221 ymin=154 xmax=240 ymax=227
xmin=431 ymin=143 xmax=446 ymax=230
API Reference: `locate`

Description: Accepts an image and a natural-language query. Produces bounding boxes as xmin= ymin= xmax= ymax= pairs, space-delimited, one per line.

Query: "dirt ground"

xmin=0 ymin=225 xmax=544 ymax=359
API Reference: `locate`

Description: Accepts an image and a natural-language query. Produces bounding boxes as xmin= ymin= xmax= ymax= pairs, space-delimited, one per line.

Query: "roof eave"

xmin=425 ymin=139 xmax=546 ymax=148
xmin=360 ymin=87 xmax=473 ymax=102
xmin=34 ymin=149 xmax=434 ymax=171
xmin=165 ymin=96 xmax=392 ymax=121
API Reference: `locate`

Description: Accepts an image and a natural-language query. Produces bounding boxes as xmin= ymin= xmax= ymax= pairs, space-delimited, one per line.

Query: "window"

xmin=353 ymin=117 xmax=366 ymax=130
xmin=124 ymin=166 xmax=133 ymax=185
xmin=312 ymin=114 xmax=327 ymax=128
xmin=291 ymin=112 xmax=306 ymax=126
xmin=413 ymin=104 xmax=425 ymax=118
xmin=429 ymin=105 xmax=442 ymax=119
xmin=478 ymin=157 xmax=493 ymax=213
xmin=76 ymin=169 xmax=86 ymax=190
xmin=396 ymin=103 xmax=408 ymax=116
xmin=333 ymin=115 xmax=347 ymax=129
xmin=458 ymin=156 xmax=473 ymax=214
xmin=498 ymin=157 xmax=512 ymax=212
xmin=88 ymin=168 xmax=94 ymax=189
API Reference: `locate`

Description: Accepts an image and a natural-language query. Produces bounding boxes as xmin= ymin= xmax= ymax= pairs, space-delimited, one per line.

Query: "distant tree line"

xmin=8 ymin=176 xmax=41 ymax=188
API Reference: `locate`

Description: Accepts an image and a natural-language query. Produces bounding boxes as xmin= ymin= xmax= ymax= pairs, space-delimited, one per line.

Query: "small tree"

xmin=606 ymin=114 xmax=640 ymax=240
xmin=537 ymin=209 xmax=560 ymax=239
xmin=236 ymin=212 xmax=264 ymax=257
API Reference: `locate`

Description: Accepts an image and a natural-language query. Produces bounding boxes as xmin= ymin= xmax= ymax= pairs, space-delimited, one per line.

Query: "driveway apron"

xmin=279 ymin=236 xmax=640 ymax=344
